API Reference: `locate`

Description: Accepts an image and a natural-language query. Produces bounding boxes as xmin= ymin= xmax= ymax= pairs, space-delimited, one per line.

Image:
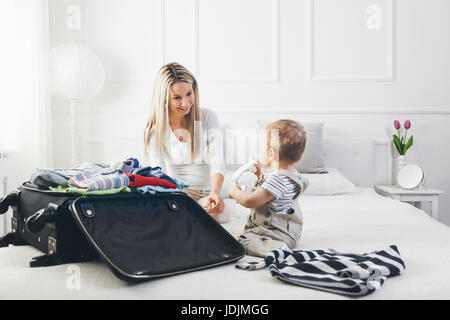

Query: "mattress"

xmin=1 ymin=187 xmax=450 ymax=300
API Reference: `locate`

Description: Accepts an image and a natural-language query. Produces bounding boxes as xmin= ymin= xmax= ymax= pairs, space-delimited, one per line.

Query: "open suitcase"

xmin=0 ymin=182 xmax=245 ymax=282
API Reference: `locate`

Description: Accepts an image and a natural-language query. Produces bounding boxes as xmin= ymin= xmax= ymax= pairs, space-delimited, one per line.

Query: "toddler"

xmin=228 ymin=120 xmax=309 ymax=257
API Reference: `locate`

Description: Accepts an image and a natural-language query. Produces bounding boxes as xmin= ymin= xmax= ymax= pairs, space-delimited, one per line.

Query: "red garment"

xmin=124 ymin=172 xmax=177 ymax=188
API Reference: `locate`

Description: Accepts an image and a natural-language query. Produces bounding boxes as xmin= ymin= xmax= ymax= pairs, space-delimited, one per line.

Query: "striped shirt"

xmin=236 ymin=245 xmax=405 ymax=296
xmin=69 ymin=170 xmax=129 ymax=191
xmin=261 ymin=170 xmax=304 ymax=214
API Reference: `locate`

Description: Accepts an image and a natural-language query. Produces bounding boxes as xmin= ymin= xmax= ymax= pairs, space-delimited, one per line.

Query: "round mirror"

xmin=397 ymin=164 xmax=424 ymax=189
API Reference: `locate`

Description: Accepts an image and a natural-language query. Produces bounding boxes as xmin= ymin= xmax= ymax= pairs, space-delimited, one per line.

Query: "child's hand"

xmin=253 ymin=158 xmax=262 ymax=178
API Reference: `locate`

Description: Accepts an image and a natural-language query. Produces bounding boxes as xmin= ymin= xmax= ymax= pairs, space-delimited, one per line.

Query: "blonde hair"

xmin=144 ymin=62 xmax=200 ymax=161
xmin=266 ymin=120 xmax=306 ymax=163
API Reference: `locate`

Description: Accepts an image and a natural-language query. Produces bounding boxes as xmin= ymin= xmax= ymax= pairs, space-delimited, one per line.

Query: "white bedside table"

xmin=375 ymin=185 xmax=443 ymax=220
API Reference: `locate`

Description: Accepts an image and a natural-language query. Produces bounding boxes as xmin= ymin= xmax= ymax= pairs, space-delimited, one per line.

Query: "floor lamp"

xmin=50 ymin=43 xmax=105 ymax=166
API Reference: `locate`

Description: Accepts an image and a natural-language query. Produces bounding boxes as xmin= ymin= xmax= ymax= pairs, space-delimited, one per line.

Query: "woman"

xmin=144 ymin=62 xmax=226 ymax=216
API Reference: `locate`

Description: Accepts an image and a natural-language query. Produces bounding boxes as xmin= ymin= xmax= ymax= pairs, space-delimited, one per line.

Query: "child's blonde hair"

xmin=144 ymin=62 xmax=200 ymax=161
xmin=266 ymin=120 xmax=306 ymax=163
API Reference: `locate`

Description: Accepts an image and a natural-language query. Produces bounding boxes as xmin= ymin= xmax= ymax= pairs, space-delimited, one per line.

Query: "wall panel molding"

xmin=82 ymin=0 xmax=166 ymax=83
xmin=194 ymin=0 xmax=281 ymax=84
xmin=52 ymin=105 xmax=450 ymax=115
xmin=307 ymin=0 xmax=395 ymax=82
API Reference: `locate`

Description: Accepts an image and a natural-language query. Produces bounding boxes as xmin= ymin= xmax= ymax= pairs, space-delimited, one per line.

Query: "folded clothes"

xmin=124 ymin=172 xmax=177 ymax=188
xmin=30 ymin=162 xmax=110 ymax=188
xmin=30 ymin=158 xmax=139 ymax=189
xmin=50 ymin=185 xmax=131 ymax=195
xmin=30 ymin=158 xmax=186 ymax=194
xmin=236 ymin=245 xmax=405 ymax=297
xmin=69 ymin=170 xmax=130 ymax=191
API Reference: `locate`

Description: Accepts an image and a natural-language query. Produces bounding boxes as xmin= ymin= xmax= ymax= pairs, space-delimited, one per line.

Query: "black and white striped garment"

xmin=236 ymin=245 xmax=405 ymax=296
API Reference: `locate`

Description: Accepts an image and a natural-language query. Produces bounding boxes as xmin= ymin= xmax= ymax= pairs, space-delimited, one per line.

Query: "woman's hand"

xmin=206 ymin=191 xmax=225 ymax=214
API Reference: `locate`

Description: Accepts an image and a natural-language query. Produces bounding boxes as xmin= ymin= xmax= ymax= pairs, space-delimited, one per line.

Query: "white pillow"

xmin=222 ymin=167 xmax=354 ymax=198
xmin=256 ymin=120 xmax=327 ymax=173
xmin=302 ymin=168 xmax=355 ymax=196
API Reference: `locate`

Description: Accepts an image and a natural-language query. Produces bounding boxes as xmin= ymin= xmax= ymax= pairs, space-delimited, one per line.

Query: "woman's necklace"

xmin=170 ymin=118 xmax=187 ymax=142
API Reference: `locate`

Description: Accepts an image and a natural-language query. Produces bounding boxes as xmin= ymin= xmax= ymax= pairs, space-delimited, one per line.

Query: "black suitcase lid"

xmin=69 ymin=192 xmax=245 ymax=281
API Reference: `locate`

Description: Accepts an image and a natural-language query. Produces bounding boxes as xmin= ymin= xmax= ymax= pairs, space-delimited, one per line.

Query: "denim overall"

xmin=238 ymin=169 xmax=306 ymax=257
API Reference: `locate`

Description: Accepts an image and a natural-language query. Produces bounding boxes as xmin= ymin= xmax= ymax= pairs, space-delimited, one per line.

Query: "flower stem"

xmin=399 ymin=129 xmax=404 ymax=154
xmin=403 ymin=129 xmax=408 ymax=155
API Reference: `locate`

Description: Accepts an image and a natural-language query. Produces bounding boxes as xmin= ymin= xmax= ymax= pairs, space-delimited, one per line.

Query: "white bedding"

xmin=1 ymin=187 xmax=450 ymax=300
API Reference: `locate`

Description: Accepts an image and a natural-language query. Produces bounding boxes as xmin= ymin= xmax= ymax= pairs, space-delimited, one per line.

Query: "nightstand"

xmin=375 ymin=185 xmax=443 ymax=220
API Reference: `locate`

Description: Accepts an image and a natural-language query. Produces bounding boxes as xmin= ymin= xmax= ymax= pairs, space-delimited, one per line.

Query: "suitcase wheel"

xmin=0 ymin=190 xmax=20 ymax=215
xmin=25 ymin=203 xmax=58 ymax=233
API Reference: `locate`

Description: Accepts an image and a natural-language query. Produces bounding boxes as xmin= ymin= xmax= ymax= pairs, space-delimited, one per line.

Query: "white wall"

xmin=49 ymin=0 xmax=450 ymax=226
xmin=0 ymin=0 xmax=52 ymax=233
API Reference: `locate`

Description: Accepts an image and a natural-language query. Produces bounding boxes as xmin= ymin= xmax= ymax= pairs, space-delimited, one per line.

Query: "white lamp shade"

xmin=50 ymin=43 xmax=105 ymax=100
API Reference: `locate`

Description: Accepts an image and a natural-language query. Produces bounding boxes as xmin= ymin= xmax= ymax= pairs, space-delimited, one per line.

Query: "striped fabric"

xmin=69 ymin=170 xmax=129 ymax=191
xmin=236 ymin=245 xmax=405 ymax=296
xmin=261 ymin=170 xmax=303 ymax=214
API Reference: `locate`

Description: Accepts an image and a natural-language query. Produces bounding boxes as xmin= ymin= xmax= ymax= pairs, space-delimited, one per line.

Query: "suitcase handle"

xmin=0 ymin=190 xmax=20 ymax=215
xmin=25 ymin=203 xmax=58 ymax=233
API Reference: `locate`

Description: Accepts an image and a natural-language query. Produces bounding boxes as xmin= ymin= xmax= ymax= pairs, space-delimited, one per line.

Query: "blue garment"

xmin=134 ymin=186 xmax=181 ymax=194
xmin=135 ymin=176 xmax=190 ymax=194
xmin=110 ymin=157 xmax=140 ymax=173
xmin=130 ymin=166 xmax=164 ymax=177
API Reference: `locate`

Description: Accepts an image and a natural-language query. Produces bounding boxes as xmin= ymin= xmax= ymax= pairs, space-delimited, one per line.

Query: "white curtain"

xmin=0 ymin=0 xmax=52 ymax=232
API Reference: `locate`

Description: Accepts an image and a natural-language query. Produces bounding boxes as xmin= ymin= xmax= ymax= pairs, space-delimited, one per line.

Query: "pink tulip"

xmin=394 ymin=120 xmax=400 ymax=129
xmin=404 ymin=120 xmax=411 ymax=129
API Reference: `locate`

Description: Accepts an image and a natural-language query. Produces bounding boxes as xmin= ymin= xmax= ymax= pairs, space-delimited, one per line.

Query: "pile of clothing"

xmin=29 ymin=158 xmax=189 ymax=196
xmin=236 ymin=244 xmax=405 ymax=297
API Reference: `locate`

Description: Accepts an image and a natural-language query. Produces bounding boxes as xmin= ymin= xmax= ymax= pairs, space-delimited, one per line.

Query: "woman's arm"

xmin=203 ymin=109 xmax=226 ymax=213
xmin=210 ymin=172 xmax=224 ymax=195
xmin=228 ymin=185 xmax=274 ymax=209
xmin=207 ymin=173 xmax=225 ymax=213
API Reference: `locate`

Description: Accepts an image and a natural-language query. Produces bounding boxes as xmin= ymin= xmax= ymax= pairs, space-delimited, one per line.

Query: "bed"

xmin=0 ymin=139 xmax=449 ymax=299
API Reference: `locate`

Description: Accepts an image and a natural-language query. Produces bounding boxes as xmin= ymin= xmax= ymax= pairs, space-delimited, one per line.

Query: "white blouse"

xmin=147 ymin=108 xmax=226 ymax=190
